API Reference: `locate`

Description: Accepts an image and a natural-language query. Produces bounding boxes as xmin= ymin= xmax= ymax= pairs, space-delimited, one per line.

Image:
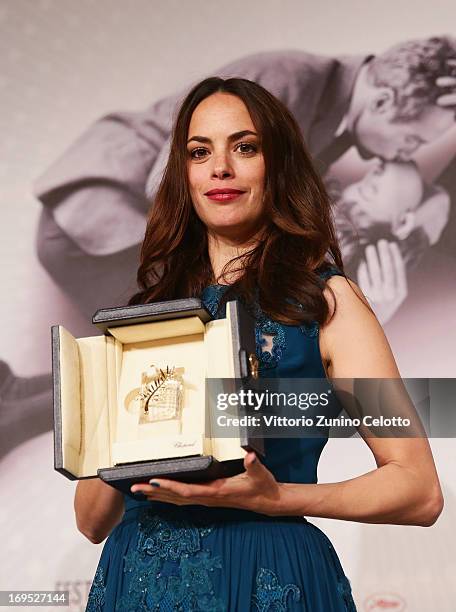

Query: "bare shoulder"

xmin=319 ymin=275 xmax=400 ymax=378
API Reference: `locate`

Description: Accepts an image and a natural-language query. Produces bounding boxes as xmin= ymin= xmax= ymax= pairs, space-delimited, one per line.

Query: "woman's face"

xmin=342 ymin=160 xmax=424 ymax=228
xmin=186 ymin=92 xmax=266 ymax=241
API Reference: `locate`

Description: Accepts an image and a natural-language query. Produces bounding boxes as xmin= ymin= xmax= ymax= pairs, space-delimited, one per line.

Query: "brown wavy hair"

xmin=128 ymin=76 xmax=347 ymax=327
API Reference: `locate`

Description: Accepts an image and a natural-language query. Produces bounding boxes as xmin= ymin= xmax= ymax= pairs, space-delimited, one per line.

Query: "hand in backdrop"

xmin=357 ymin=240 xmax=408 ymax=325
xmin=436 ymin=59 xmax=456 ymax=109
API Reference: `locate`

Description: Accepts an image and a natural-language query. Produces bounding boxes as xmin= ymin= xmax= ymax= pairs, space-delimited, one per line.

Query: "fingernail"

xmin=133 ymin=491 xmax=145 ymax=498
xmin=149 ymin=481 xmax=160 ymax=487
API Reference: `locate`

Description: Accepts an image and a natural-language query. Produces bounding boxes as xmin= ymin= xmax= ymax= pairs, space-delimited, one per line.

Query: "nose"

xmin=212 ymin=151 xmax=234 ymax=179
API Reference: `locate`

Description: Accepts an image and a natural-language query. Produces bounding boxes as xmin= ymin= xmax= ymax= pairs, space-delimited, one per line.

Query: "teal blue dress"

xmin=86 ymin=268 xmax=357 ymax=611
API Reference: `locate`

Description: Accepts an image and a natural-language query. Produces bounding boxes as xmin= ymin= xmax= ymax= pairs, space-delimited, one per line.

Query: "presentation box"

xmin=52 ymin=297 xmax=264 ymax=495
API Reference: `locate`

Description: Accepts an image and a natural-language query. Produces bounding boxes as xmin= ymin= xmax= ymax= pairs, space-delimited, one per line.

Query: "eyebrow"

xmin=186 ymin=130 xmax=258 ymax=145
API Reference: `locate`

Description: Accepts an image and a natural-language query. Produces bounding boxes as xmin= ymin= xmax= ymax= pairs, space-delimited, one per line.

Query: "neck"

xmin=207 ymin=228 xmax=262 ymax=284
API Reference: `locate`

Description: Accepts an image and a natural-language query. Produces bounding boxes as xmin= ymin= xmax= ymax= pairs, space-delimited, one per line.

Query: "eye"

xmin=235 ymin=142 xmax=258 ymax=155
xmin=189 ymin=147 xmax=208 ymax=160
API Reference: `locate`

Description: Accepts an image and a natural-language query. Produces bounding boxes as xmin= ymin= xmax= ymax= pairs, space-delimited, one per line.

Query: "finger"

xmin=389 ymin=242 xmax=407 ymax=299
xmin=365 ymin=244 xmax=382 ymax=301
xmin=357 ymin=260 xmax=371 ymax=296
xmin=149 ymin=477 xmax=227 ymax=499
xmin=130 ymin=485 xmax=184 ymax=504
xmin=243 ymin=452 xmax=267 ymax=479
xmin=132 ymin=484 xmax=215 ymax=506
xmin=436 ymin=76 xmax=456 ymax=87
xmin=243 ymin=451 xmax=258 ymax=469
xmin=436 ymin=93 xmax=456 ymax=106
xmin=131 ymin=480 xmax=197 ymax=499
xmin=131 ymin=483 xmax=165 ymax=495
xmin=377 ymin=240 xmax=395 ymax=301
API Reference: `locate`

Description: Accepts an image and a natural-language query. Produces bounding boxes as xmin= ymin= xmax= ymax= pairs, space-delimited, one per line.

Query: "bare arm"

xmin=278 ymin=276 xmax=444 ymax=526
xmin=74 ymin=479 xmax=125 ymax=544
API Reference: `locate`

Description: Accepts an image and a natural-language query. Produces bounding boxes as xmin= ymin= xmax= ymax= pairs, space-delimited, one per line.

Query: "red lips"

xmin=204 ymin=188 xmax=245 ymax=195
xmin=204 ymin=188 xmax=246 ymax=202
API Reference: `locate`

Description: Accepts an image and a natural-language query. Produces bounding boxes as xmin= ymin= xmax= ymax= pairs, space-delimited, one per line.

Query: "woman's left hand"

xmin=130 ymin=452 xmax=285 ymax=516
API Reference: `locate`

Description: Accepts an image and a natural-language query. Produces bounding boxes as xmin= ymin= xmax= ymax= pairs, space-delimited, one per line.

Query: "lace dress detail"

xmin=251 ymin=567 xmax=301 ymax=611
xmin=114 ymin=509 xmax=225 ymax=611
xmin=86 ymin=566 xmax=106 ymax=612
xmin=200 ymin=285 xmax=227 ymax=321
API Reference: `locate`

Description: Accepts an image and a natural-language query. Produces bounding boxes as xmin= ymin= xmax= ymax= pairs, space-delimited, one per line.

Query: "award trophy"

xmin=52 ymin=297 xmax=264 ymax=496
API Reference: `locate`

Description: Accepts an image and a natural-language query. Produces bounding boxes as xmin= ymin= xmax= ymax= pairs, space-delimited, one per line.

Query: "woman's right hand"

xmin=356 ymin=239 xmax=408 ymax=325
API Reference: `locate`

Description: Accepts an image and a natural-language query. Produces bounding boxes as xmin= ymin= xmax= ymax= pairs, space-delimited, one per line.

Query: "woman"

xmin=330 ymin=159 xmax=450 ymax=324
xmin=77 ymin=77 xmax=444 ymax=611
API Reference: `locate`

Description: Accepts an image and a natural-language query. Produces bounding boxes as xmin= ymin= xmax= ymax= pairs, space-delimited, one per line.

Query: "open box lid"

xmin=92 ymin=297 xmax=257 ymax=378
xmin=92 ymin=298 xmax=212 ymax=333
xmin=53 ymin=297 xmax=262 ymax=480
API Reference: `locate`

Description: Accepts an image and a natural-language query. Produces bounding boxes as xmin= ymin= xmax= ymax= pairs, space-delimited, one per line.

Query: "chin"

xmin=212 ymin=221 xmax=247 ymax=232
xmin=211 ymin=217 xmax=257 ymax=235
xmin=209 ymin=213 xmax=250 ymax=226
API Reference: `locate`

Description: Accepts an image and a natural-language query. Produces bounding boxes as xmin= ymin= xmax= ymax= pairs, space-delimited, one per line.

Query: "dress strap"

xmin=317 ymin=264 xmax=344 ymax=282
